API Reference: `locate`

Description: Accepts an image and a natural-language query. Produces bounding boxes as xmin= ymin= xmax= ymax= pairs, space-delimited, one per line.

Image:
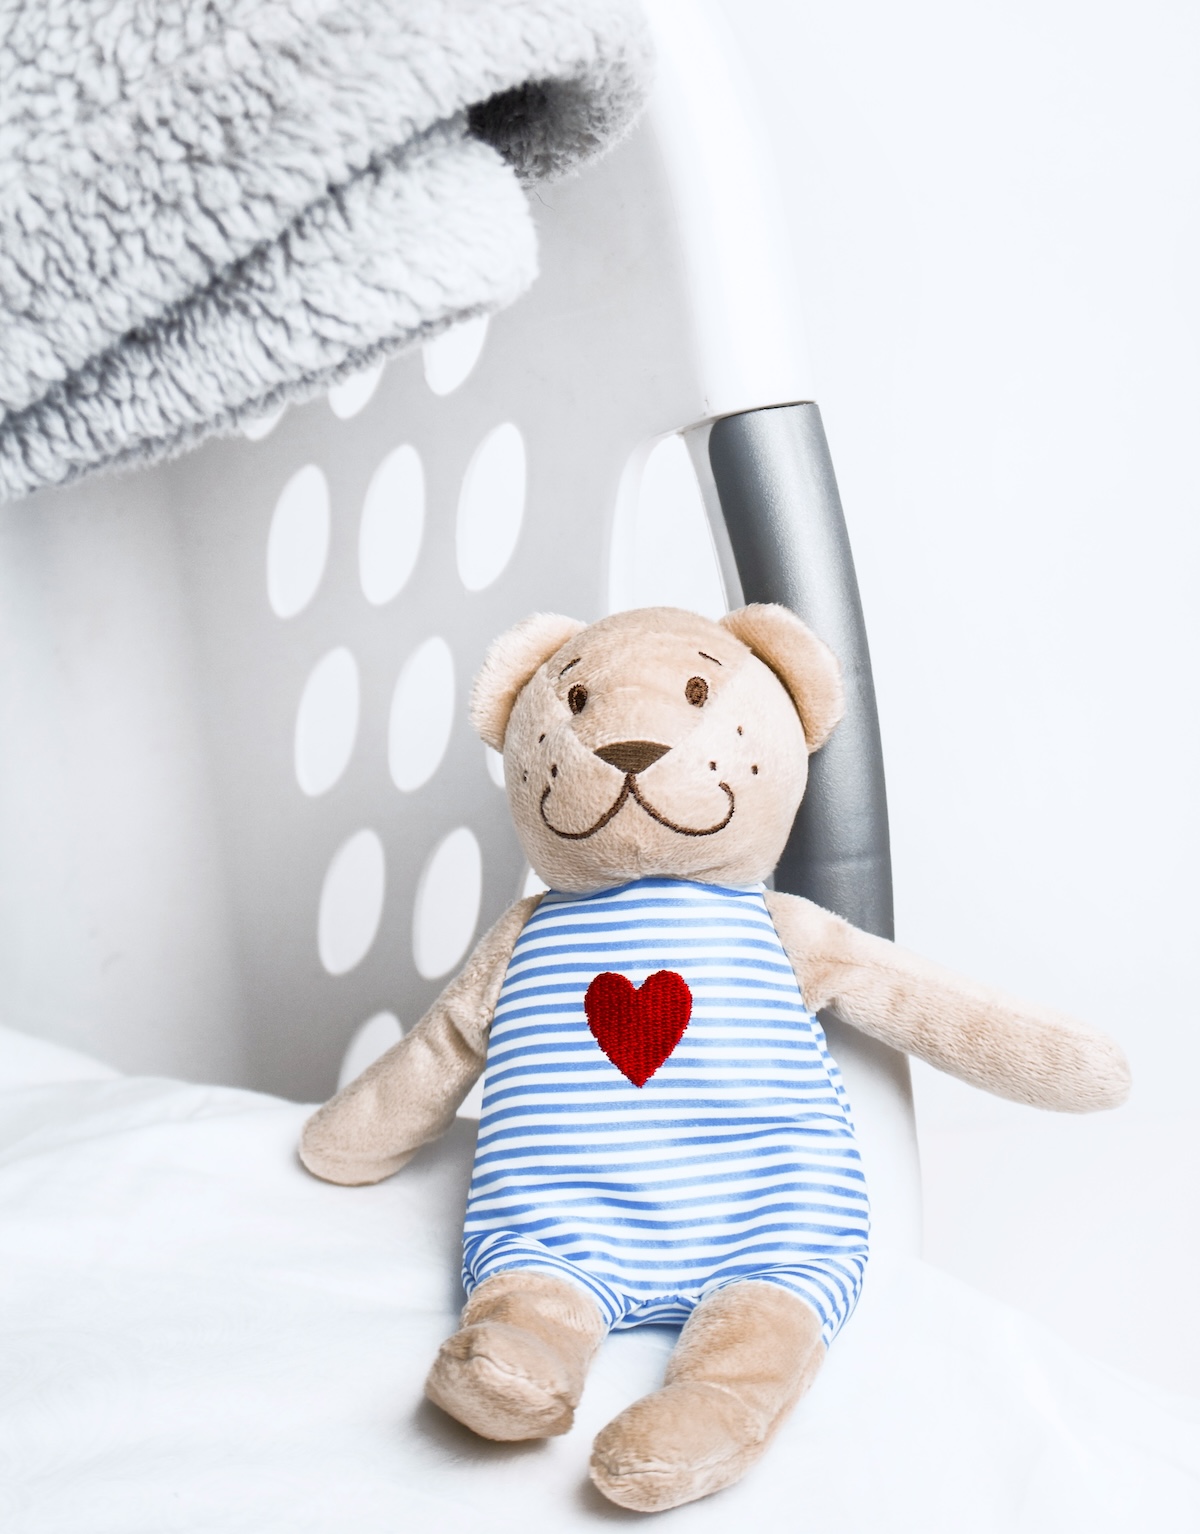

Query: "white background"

xmin=711 ymin=0 xmax=1199 ymax=1390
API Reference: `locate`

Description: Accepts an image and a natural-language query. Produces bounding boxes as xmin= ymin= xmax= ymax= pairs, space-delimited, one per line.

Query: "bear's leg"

xmin=425 ymin=1269 xmax=607 ymax=1441
xmin=589 ymin=1281 xmax=824 ymax=1511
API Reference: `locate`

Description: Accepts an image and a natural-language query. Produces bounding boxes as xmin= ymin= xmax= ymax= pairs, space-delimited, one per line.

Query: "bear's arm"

xmin=763 ymin=890 xmax=1130 ymax=1112
xmin=298 ymin=895 xmax=541 ymax=1185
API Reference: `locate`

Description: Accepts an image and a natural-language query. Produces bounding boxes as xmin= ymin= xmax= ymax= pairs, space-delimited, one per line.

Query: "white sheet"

xmin=2 ymin=1025 xmax=1197 ymax=1533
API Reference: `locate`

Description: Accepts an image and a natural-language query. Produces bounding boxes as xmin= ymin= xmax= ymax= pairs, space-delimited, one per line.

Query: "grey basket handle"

xmin=705 ymin=402 xmax=894 ymax=941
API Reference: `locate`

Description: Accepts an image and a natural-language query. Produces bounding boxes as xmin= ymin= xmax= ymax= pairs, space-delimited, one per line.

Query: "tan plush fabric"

xmin=764 ymin=890 xmax=1131 ymax=1111
xmin=299 ymin=895 xmax=540 ymax=1185
xmin=719 ymin=604 xmax=844 ymax=750
xmin=470 ymin=612 xmax=587 ymax=753
xmin=490 ymin=606 xmax=826 ymax=893
xmin=590 ymin=1282 xmax=825 ymax=1512
xmin=426 ymin=1269 xmax=607 ymax=1441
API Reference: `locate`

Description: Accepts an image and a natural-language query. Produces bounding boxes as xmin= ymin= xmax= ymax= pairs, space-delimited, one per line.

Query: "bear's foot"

xmin=590 ymin=1377 xmax=774 ymax=1510
xmin=425 ymin=1270 xmax=606 ymax=1441
xmin=589 ymin=1281 xmax=825 ymax=1511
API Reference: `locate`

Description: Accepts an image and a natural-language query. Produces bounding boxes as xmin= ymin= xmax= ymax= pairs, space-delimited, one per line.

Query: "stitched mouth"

xmin=539 ymin=773 xmax=735 ymax=840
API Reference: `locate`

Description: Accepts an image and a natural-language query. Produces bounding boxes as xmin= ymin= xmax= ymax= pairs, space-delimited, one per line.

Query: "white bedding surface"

xmin=2 ymin=1025 xmax=1198 ymax=1533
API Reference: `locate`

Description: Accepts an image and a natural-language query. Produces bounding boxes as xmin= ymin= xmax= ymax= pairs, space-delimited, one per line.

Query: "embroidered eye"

xmin=568 ymin=684 xmax=588 ymax=715
xmin=685 ymin=676 xmax=708 ymax=707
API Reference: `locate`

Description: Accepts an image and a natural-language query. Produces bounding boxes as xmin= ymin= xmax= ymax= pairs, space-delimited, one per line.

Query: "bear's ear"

xmin=470 ymin=612 xmax=587 ymax=751
xmin=719 ymin=604 xmax=844 ymax=752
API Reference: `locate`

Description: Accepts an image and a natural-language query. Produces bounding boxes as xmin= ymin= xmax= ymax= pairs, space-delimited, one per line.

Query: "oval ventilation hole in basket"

xmin=413 ymin=827 xmax=482 ymax=980
xmin=295 ymin=647 xmax=360 ymax=797
xmin=318 ymin=828 xmax=386 ymax=976
xmin=267 ymin=463 xmax=331 ymax=618
xmin=243 ymin=403 xmax=285 ymax=440
xmin=329 ymin=363 xmax=384 ymax=420
xmin=423 ymin=315 xmax=488 ymax=396
xmin=456 ymin=422 xmax=526 ymax=592
xmin=388 ymin=636 xmax=455 ymax=793
xmin=337 ymin=1010 xmax=403 ymax=1090
xmin=359 ymin=444 xmax=425 ymax=606
xmin=609 ymin=434 xmax=727 ymax=619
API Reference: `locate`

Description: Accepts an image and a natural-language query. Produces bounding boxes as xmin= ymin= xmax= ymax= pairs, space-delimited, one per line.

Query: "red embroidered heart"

xmin=583 ymin=970 xmax=693 ymax=1087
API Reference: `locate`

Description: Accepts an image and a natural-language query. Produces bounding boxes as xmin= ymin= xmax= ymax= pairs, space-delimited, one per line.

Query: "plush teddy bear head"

xmin=470 ymin=604 xmax=844 ymax=894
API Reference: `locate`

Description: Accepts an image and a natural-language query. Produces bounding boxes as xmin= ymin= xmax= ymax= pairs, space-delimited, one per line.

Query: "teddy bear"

xmin=299 ymin=603 xmax=1130 ymax=1513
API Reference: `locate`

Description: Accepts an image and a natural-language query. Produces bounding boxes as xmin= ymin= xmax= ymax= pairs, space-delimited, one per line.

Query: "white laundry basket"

xmin=0 ymin=0 xmax=920 ymax=1263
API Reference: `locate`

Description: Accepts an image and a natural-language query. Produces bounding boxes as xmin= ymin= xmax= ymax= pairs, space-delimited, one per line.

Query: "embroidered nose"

xmin=594 ymin=740 xmax=670 ymax=775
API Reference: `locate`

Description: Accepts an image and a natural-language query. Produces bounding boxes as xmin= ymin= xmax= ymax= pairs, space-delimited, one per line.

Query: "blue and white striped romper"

xmin=462 ymin=878 xmax=869 ymax=1345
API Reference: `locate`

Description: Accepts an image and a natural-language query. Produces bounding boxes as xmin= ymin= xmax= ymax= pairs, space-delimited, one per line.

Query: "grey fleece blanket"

xmin=0 ymin=0 xmax=651 ymax=503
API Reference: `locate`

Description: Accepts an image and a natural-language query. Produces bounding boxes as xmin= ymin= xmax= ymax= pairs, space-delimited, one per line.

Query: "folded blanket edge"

xmin=0 ymin=0 xmax=653 ymax=498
